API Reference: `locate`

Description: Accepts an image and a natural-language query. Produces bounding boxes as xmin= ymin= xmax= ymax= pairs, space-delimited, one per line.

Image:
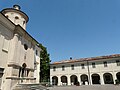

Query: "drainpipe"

xmin=87 ymin=60 xmax=91 ymax=85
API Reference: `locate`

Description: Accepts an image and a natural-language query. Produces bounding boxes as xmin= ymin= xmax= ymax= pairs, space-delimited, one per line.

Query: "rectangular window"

xmin=62 ymin=65 xmax=65 ymax=71
xmin=116 ymin=60 xmax=120 ymax=66
xmin=53 ymin=66 xmax=56 ymax=71
xmin=104 ymin=61 xmax=107 ymax=67
xmin=71 ymin=65 xmax=74 ymax=70
xmin=81 ymin=64 xmax=85 ymax=69
xmin=92 ymin=63 xmax=96 ymax=68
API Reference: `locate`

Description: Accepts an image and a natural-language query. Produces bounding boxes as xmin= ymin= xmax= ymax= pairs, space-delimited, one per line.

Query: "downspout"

xmin=87 ymin=60 xmax=91 ymax=85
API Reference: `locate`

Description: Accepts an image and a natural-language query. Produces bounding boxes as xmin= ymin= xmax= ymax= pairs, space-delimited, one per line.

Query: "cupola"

xmin=1 ymin=5 xmax=29 ymax=30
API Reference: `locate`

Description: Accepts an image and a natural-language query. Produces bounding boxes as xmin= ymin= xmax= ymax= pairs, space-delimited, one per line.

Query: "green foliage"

xmin=39 ymin=44 xmax=50 ymax=83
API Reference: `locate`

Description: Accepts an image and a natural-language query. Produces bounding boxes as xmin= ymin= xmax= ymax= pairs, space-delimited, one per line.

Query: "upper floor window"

xmin=104 ymin=61 xmax=107 ymax=67
xmin=62 ymin=66 xmax=65 ymax=71
xmin=15 ymin=16 xmax=19 ymax=19
xmin=36 ymin=50 xmax=38 ymax=55
xmin=92 ymin=63 xmax=96 ymax=68
xmin=53 ymin=66 xmax=56 ymax=71
xmin=81 ymin=64 xmax=85 ymax=69
xmin=23 ymin=21 xmax=26 ymax=25
xmin=71 ymin=65 xmax=74 ymax=70
xmin=116 ymin=60 xmax=120 ymax=66
xmin=24 ymin=44 xmax=28 ymax=50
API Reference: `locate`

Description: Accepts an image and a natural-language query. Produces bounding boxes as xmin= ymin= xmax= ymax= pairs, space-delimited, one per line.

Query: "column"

xmin=89 ymin=74 xmax=92 ymax=85
xmin=50 ymin=76 xmax=53 ymax=85
xmin=67 ymin=75 xmax=71 ymax=85
xmin=100 ymin=73 xmax=104 ymax=85
xmin=113 ymin=72 xmax=117 ymax=84
xmin=76 ymin=74 xmax=81 ymax=85
xmin=58 ymin=76 xmax=61 ymax=86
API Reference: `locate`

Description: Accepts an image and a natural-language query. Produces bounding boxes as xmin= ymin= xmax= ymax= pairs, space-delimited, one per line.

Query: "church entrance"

xmin=92 ymin=74 xmax=100 ymax=84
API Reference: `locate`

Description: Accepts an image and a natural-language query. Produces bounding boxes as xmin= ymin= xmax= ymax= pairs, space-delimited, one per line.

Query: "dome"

xmin=1 ymin=5 xmax=29 ymax=30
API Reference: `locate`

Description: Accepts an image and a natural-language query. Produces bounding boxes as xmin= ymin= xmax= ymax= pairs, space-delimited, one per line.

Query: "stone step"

xmin=13 ymin=83 xmax=48 ymax=90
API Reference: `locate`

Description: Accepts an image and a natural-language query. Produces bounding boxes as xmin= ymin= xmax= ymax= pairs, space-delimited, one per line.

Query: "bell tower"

xmin=1 ymin=5 xmax=29 ymax=30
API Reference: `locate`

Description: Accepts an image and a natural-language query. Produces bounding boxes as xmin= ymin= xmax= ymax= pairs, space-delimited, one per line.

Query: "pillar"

xmin=58 ymin=76 xmax=61 ymax=86
xmin=67 ymin=75 xmax=71 ymax=85
xmin=100 ymin=73 xmax=104 ymax=85
xmin=76 ymin=74 xmax=81 ymax=85
xmin=50 ymin=76 xmax=53 ymax=85
xmin=113 ymin=72 xmax=117 ymax=84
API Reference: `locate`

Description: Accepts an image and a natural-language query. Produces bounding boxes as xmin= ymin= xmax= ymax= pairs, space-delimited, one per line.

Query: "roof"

xmin=51 ymin=54 xmax=120 ymax=65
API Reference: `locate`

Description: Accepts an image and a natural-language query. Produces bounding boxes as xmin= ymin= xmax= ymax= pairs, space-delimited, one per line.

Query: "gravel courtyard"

xmin=47 ymin=85 xmax=120 ymax=90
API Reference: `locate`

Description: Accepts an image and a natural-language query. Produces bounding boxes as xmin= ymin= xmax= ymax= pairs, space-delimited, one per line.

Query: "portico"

xmin=50 ymin=54 xmax=120 ymax=86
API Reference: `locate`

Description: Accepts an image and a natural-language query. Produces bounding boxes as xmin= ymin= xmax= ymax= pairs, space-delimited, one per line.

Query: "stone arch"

xmin=70 ymin=75 xmax=78 ymax=85
xmin=116 ymin=72 xmax=120 ymax=82
xmin=103 ymin=73 xmax=114 ymax=84
xmin=81 ymin=74 xmax=88 ymax=85
xmin=91 ymin=73 xmax=100 ymax=84
xmin=61 ymin=75 xmax=67 ymax=85
xmin=52 ymin=76 xmax=58 ymax=85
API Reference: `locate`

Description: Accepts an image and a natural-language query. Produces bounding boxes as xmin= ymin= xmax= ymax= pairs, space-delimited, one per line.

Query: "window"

xmin=23 ymin=21 xmax=26 ymax=25
xmin=15 ymin=16 xmax=19 ymax=19
xmin=92 ymin=63 xmax=96 ymax=68
xmin=81 ymin=64 xmax=85 ymax=69
xmin=116 ymin=60 xmax=120 ymax=66
xmin=36 ymin=50 xmax=38 ymax=55
xmin=104 ymin=61 xmax=107 ymax=67
xmin=24 ymin=44 xmax=28 ymax=50
xmin=62 ymin=66 xmax=65 ymax=71
xmin=53 ymin=66 xmax=56 ymax=71
xmin=71 ymin=65 xmax=74 ymax=70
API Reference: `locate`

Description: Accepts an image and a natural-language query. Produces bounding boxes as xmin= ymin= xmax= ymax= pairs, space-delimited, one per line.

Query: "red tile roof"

xmin=51 ymin=54 xmax=120 ymax=65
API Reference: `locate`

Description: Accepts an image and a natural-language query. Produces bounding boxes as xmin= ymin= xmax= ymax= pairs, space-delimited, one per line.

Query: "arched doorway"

xmin=81 ymin=74 xmax=88 ymax=85
xmin=116 ymin=72 xmax=120 ymax=82
xmin=0 ymin=73 xmax=3 ymax=87
xmin=52 ymin=76 xmax=58 ymax=85
xmin=103 ymin=73 xmax=114 ymax=84
xmin=61 ymin=76 xmax=67 ymax=85
xmin=0 ymin=68 xmax=4 ymax=87
xmin=92 ymin=74 xmax=100 ymax=84
xmin=70 ymin=75 xmax=78 ymax=85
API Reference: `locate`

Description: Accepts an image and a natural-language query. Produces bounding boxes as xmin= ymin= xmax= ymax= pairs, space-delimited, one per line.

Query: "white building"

xmin=0 ymin=5 xmax=41 ymax=90
xmin=50 ymin=54 xmax=120 ymax=86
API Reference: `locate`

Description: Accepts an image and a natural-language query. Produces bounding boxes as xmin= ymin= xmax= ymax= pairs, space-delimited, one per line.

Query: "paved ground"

xmin=47 ymin=85 xmax=120 ymax=90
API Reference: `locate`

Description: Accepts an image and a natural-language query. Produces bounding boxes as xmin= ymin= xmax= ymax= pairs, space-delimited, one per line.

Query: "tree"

xmin=39 ymin=44 xmax=50 ymax=83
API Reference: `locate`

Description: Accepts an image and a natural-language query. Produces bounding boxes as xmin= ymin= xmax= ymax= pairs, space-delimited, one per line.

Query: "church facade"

xmin=0 ymin=5 xmax=41 ymax=90
xmin=50 ymin=54 xmax=120 ymax=86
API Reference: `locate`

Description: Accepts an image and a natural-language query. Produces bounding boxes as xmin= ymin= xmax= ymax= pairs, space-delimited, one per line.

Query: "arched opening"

xmin=19 ymin=63 xmax=27 ymax=77
xmin=0 ymin=73 xmax=3 ymax=87
xmin=92 ymin=74 xmax=100 ymax=84
xmin=0 ymin=68 xmax=4 ymax=87
xmin=70 ymin=75 xmax=78 ymax=85
xmin=116 ymin=72 xmax=120 ymax=82
xmin=61 ymin=76 xmax=67 ymax=85
xmin=103 ymin=73 xmax=114 ymax=84
xmin=52 ymin=76 xmax=58 ymax=85
xmin=81 ymin=74 xmax=88 ymax=85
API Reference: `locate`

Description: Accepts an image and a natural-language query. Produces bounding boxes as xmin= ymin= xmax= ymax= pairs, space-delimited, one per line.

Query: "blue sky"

xmin=1 ymin=0 xmax=120 ymax=62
